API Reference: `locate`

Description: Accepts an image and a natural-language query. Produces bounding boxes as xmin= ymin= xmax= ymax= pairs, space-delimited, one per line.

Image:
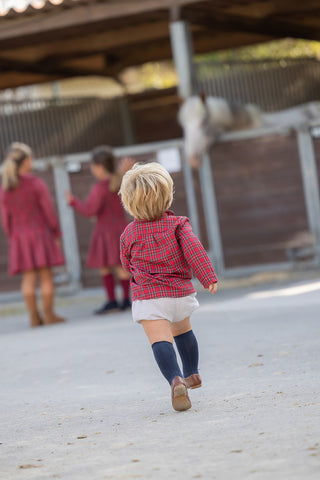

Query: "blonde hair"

xmin=1 ymin=142 xmax=32 ymax=191
xmin=119 ymin=162 xmax=173 ymax=221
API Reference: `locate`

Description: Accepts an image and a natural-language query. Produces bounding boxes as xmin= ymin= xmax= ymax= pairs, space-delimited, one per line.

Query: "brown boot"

xmin=42 ymin=293 xmax=65 ymax=325
xmin=24 ymin=294 xmax=43 ymax=328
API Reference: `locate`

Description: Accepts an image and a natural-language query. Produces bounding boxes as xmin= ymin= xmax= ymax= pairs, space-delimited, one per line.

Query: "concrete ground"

xmin=0 ymin=275 xmax=320 ymax=480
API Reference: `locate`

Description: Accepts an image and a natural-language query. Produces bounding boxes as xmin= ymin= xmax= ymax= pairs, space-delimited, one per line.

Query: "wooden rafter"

xmin=0 ymin=0 xmax=320 ymax=90
xmin=0 ymin=0 xmax=206 ymax=48
xmin=190 ymin=6 xmax=320 ymax=41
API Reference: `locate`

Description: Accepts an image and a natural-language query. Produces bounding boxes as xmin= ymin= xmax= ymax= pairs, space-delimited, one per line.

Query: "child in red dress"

xmin=65 ymin=146 xmax=131 ymax=314
xmin=119 ymin=162 xmax=218 ymax=411
xmin=0 ymin=143 xmax=65 ymax=327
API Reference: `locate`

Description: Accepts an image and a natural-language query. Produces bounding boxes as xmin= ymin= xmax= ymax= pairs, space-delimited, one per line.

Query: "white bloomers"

xmin=132 ymin=293 xmax=199 ymax=324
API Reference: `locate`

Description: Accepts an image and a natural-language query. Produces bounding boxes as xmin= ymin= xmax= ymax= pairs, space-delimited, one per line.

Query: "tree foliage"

xmin=196 ymin=39 xmax=320 ymax=63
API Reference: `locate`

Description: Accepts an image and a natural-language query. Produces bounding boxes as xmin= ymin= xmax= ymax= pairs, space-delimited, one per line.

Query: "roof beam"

xmin=224 ymin=0 xmax=320 ymax=19
xmin=192 ymin=8 xmax=320 ymax=41
xmin=0 ymin=20 xmax=171 ymax=63
xmin=0 ymin=29 xmax=271 ymax=90
xmin=0 ymin=0 xmax=207 ymax=48
xmin=0 ymin=56 xmax=109 ymax=79
xmin=0 ymin=72 xmax=61 ymax=90
xmin=105 ymin=31 xmax=272 ymax=73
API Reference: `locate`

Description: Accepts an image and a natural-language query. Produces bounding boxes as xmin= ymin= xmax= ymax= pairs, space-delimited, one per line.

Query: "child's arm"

xmin=66 ymin=184 xmax=103 ymax=217
xmin=36 ymin=179 xmax=62 ymax=237
xmin=120 ymin=236 xmax=131 ymax=273
xmin=0 ymin=193 xmax=11 ymax=236
xmin=177 ymin=219 xmax=218 ymax=292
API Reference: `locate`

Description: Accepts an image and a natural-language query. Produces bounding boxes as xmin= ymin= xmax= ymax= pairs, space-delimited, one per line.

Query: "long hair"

xmin=91 ymin=146 xmax=121 ymax=193
xmin=1 ymin=142 xmax=32 ymax=191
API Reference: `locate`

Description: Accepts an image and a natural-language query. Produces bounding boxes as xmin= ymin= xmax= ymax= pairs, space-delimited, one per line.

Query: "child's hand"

xmin=65 ymin=190 xmax=73 ymax=204
xmin=56 ymin=238 xmax=63 ymax=250
xmin=208 ymin=283 xmax=217 ymax=294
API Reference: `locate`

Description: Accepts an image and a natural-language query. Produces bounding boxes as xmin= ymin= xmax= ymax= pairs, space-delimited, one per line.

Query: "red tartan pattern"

xmin=120 ymin=211 xmax=218 ymax=301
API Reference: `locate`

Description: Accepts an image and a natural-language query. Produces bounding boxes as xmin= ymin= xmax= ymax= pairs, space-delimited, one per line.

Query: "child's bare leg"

xmin=141 ymin=319 xmax=173 ymax=345
xmin=39 ymin=267 xmax=65 ymax=324
xmin=172 ymin=317 xmax=201 ymax=389
xmin=141 ymin=319 xmax=191 ymax=411
xmin=100 ymin=267 xmax=111 ymax=276
xmin=21 ymin=270 xmax=42 ymax=328
xmin=114 ymin=265 xmax=131 ymax=310
xmin=171 ymin=317 xmax=192 ymax=337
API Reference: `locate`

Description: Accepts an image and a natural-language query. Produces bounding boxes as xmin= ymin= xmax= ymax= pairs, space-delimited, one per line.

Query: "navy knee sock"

xmin=151 ymin=341 xmax=183 ymax=385
xmin=174 ymin=330 xmax=199 ymax=378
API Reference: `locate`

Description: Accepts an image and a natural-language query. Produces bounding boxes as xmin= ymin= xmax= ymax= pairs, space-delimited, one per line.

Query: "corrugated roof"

xmin=0 ymin=0 xmax=88 ymax=17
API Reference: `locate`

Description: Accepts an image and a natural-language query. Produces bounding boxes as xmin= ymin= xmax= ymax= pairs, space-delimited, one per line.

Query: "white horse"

xmin=178 ymin=96 xmax=320 ymax=167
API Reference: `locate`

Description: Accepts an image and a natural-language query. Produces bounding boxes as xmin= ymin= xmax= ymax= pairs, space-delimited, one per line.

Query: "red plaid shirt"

xmin=120 ymin=211 xmax=218 ymax=301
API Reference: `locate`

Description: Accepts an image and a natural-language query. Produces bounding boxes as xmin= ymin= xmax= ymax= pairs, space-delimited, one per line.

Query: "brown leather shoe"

xmin=171 ymin=376 xmax=191 ymax=411
xmin=185 ymin=374 xmax=202 ymax=389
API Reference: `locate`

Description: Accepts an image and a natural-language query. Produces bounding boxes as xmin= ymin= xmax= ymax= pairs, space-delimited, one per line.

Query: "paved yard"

xmin=0 ymin=277 xmax=320 ymax=479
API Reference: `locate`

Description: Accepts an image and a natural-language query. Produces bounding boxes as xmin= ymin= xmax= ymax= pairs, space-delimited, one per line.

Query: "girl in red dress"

xmin=65 ymin=146 xmax=131 ymax=314
xmin=0 ymin=143 xmax=65 ymax=327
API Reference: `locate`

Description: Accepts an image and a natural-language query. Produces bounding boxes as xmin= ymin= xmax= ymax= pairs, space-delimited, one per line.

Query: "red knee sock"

xmin=102 ymin=274 xmax=116 ymax=302
xmin=120 ymin=279 xmax=130 ymax=300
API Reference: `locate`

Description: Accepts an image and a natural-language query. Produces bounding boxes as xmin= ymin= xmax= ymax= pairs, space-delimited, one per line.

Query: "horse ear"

xmin=200 ymin=92 xmax=206 ymax=104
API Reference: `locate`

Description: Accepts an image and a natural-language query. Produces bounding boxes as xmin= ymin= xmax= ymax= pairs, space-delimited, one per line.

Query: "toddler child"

xmin=119 ymin=162 xmax=217 ymax=411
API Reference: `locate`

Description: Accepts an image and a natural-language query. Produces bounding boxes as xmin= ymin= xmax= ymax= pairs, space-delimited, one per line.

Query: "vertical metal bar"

xmin=170 ymin=20 xmax=225 ymax=274
xmin=297 ymin=126 xmax=320 ymax=263
xmin=199 ymin=153 xmax=225 ymax=274
xmin=169 ymin=21 xmax=197 ymax=99
xmin=181 ymin=149 xmax=200 ymax=238
xmin=119 ymin=96 xmax=135 ymax=145
xmin=52 ymin=158 xmax=82 ymax=290
xmin=169 ymin=19 xmax=201 ymax=240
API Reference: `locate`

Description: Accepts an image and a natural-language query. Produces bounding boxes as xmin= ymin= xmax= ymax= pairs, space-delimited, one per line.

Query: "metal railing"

xmin=27 ymin=119 xmax=320 ymax=292
xmin=0 ymin=96 xmax=130 ymax=159
xmin=1 ymin=120 xmax=320 ymax=302
xmin=196 ymin=57 xmax=320 ymax=111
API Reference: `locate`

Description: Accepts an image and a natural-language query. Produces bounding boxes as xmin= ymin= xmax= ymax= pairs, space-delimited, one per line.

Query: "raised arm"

xmin=36 ymin=178 xmax=62 ymax=237
xmin=68 ymin=183 xmax=104 ymax=217
xmin=177 ymin=218 xmax=218 ymax=288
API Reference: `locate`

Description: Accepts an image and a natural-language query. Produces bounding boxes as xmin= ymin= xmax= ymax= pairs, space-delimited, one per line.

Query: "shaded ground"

xmin=0 ymin=276 xmax=320 ymax=480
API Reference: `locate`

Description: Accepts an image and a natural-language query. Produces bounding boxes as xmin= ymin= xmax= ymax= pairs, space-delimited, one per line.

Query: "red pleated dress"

xmin=0 ymin=174 xmax=65 ymax=275
xmin=69 ymin=179 xmax=128 ymax=268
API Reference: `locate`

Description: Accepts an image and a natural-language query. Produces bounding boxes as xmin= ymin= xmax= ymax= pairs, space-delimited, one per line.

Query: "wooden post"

xmin=52 ymin=158 xmax=82 ymax=290
xmin=297 ymin=126 xmax=320 ymax=263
